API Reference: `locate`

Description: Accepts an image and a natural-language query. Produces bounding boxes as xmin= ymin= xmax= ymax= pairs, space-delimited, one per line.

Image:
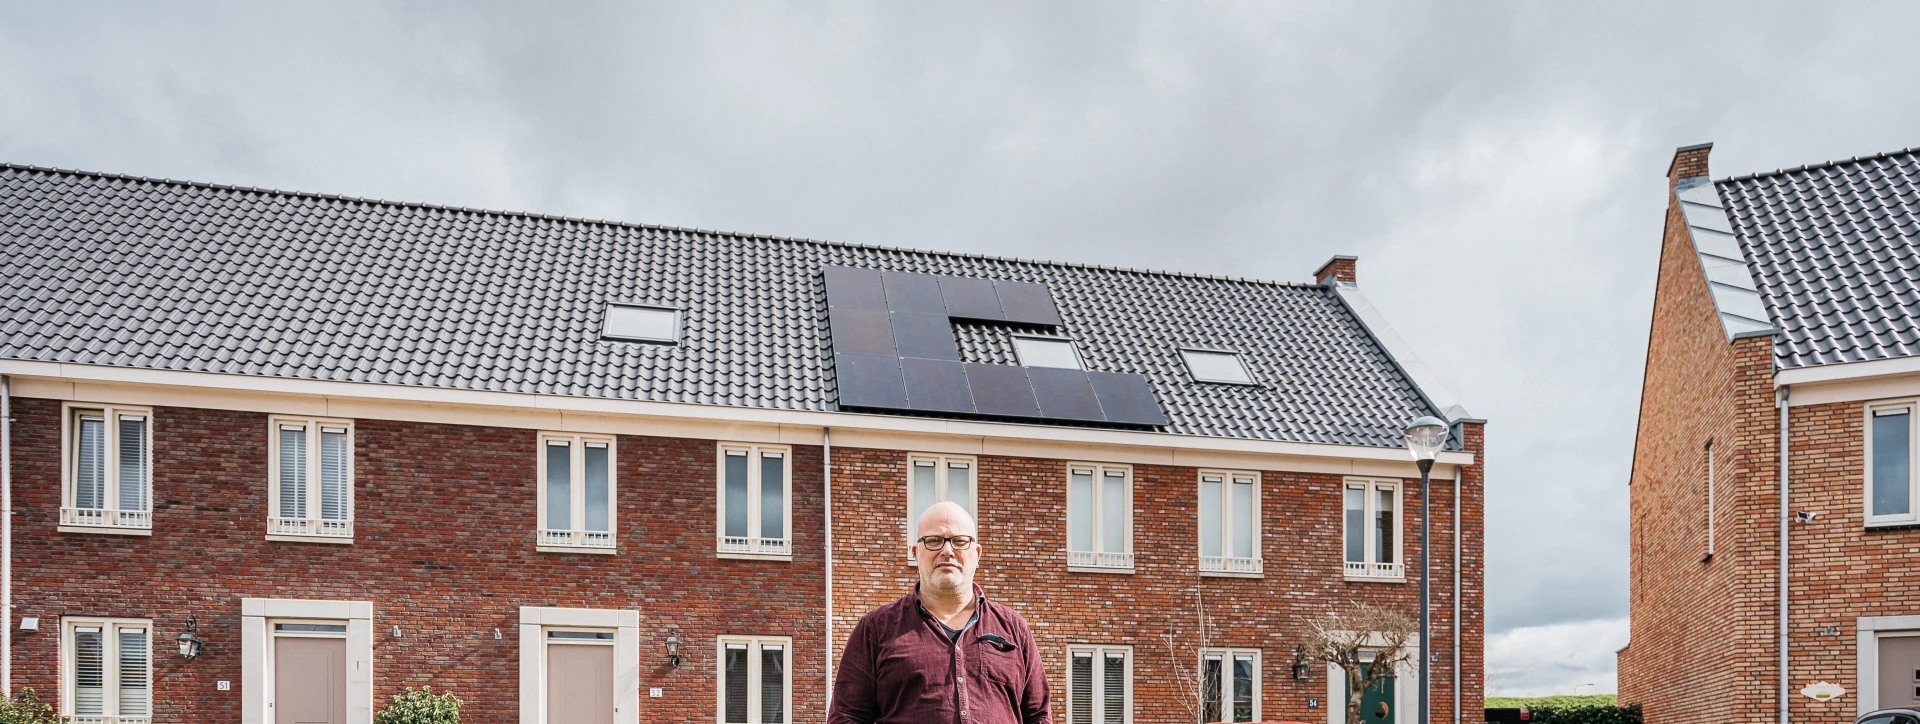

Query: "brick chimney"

xmin=1314 ymin=255 xmax=1358 ymax=285
xmin=1668 ymin=142 xmax=1713 ymax=186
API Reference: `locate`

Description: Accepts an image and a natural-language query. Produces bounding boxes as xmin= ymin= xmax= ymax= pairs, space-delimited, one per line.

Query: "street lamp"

xmin=1403 ymin=415 xmax=1449 ymax=724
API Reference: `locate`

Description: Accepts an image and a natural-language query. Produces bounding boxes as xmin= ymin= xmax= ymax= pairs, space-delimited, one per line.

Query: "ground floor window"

xmin=62 ymin=617 xmax=150 ymax=723
xmin=1201 ymin=648 xmax=1259 ymax=722
xmin=718 ymin=636 xmax=790 ymax=724
xmin=1067 ymin=645 xmax=1131 ymax=724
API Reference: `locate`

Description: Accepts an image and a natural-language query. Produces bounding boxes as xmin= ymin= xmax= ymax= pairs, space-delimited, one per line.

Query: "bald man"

xmin=828 ymin=501 xmax=1052 ymax=724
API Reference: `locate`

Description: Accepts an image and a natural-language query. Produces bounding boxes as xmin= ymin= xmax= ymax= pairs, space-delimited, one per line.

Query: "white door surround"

xmin=518 ymin=606 xmax=639 ymax=724
xmin=241 ymin=598 xmax=374 ymax=724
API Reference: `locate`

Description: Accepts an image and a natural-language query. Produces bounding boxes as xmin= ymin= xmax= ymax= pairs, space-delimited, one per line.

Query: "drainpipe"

xmin=1778 ymin=385 xmax=1790 ymax=724
xmin=1452 ymin=463 xmax=1461 ymax=724
xmin=822 ymin=427 xmax=834 ymax=699
xmin=2 ymin=375 xmax=11 ymax=696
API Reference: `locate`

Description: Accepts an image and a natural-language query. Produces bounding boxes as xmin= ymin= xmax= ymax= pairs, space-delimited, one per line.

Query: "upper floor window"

xmin=1871 ymin=404 xmax=1917 ymax=526
xmin=906 ymin=455 xmax=975 ymax=550
xmin=268 ymin=416 xmax=355 ymax=542
xmin=1067 ymin=645 xmax=1132 ymax=724
xmin=1067 ymin=463 xmax=1132 ymax=572
xmin=1199 ymin=471 xmax=1261 ymax=576
xmin=719 ymin=636 xmax=790 ymax=724
xmin=60 ymin=403 xmax=152 ymax=534
xmin=1181 ymin=349 xmax=1256 ymax=385
xmin=602 ymin=303 xmax=680 ymax=344
xmin=719 ymin=444 xmax=792 ymax=559
xmin=540 ymin=433 xmax=616 ymax=552
xmin=63 ymin=617 xmax=151 ymax=722
xmin=1012 ymin=336 xmax=1082 ymax=369
xmin=1344 ymin=477 xmax=1402 ymax=580
xmin=1201 ymin=648 xmax=1261 ymax=723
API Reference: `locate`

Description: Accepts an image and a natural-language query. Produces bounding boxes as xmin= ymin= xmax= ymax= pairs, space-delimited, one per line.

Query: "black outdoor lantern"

xmin=177 ymin=615 xmax=204 ymax=660
xmin=1290 ymin=646 xmax=1312 ymax=680
xmin=665 ymin=633 xmax=682 ymax=667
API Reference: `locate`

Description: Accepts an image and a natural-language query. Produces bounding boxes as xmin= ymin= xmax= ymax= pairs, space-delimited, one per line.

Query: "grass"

xmin=1484 ymin=694 xmax=1619 ymax=709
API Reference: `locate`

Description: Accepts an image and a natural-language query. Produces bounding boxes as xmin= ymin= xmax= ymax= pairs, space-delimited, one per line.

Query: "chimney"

xmin=1668 ymin=142 xmax=1713 ymax=186
xmin=1314 ymin=255 xmax=1358 ymax=285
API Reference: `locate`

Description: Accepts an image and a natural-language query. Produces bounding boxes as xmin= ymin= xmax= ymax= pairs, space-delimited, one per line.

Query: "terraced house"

xmin=1620 ymin=144 xmax=1920 ymax=722
xmin=0 ymin=163 xmax=1484 ymax=724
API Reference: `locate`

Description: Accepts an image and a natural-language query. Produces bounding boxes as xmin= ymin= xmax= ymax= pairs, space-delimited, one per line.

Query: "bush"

xmin=375 ymin=686 xmax=461 ymax=724
xmin=1530 ymin=703 xmax=1643 ymax=724
xmin=0 ymin=688 xmax=58 ymax=724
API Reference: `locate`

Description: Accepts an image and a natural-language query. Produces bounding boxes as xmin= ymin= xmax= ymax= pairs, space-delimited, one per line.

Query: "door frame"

xmin=518 ymin=606 xmax=639 ymax=724
xmin=241 ymin=598 xmax=375 ymax=724
xmin=1859 ymin=615 xmax=1920 ymax=716
xmin=1323 ymin=634 xmax=1418 ymax=724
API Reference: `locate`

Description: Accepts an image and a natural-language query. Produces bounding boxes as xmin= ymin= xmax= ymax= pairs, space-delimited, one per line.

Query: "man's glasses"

xmin=916 ymin=535 xmax=977 ymax=551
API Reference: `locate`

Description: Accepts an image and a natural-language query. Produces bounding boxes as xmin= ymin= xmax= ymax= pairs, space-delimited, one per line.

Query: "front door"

xmin=547 ymin=638 xmax=615 ymax=724
xmin=274 ymin=635 xmax=347 ymax=724
xmin=1882 ymin=634 xmax=1920 ymax=709
xmin=1350 ymin=658 xmax=1395 ymax=724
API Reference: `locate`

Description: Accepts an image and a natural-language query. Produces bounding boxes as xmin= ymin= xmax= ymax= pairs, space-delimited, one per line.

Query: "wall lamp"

xmin=1291 ymin=646 xmax=1312 ymax=680
xmin=177 ymin=615 xmax=204 ymax=660
xmin=665 ymin=633 xmax=682 ymax=667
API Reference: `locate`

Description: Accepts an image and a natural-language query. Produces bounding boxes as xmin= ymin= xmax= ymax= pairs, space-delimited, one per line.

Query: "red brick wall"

xmin=6 ymin=397 xmax=827 ymax=723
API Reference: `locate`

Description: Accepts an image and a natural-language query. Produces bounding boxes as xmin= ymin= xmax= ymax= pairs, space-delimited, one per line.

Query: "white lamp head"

xmin=1403 ymin=416 xmax=1450 ymax=461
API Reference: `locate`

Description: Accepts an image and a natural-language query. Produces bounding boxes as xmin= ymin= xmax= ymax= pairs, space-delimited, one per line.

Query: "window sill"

xmin=537 ymin=545 xmax=618 ymax=555
xmin=716 ymin=551 xmax=795 ymax=562
xmin=1201 ymin=570 xmax=1264 ymax=579
xmin=1865 ymin=520 xmax=1920 ymax=531
xmin=58 ymin=525 xmax=152 ymax=536
xmin=1344 ymin=574 xmax=1407 ymax=584
xmin=1066 ymin=566 xmax=1135 ymax=575
xmin=267 ymin=533 xmax=354 ymax=545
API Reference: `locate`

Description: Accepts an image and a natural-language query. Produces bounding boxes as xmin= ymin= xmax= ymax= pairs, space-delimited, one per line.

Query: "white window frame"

xmin=241 ymin=598 xmax=375 ymax=724
xmin=518 ymin=607 xmax=639 ymax=724
xmin=1067 ymin=463 xmax=1134 ymax=573
xmin=715 ymin=635 xmax=793 ymax=724
xmin=266 ymin=416 xmax=356 ymax=543
xmin=601 ymin=303 xmax=682 ymax=344
xmin=60 ymin=616 xmax=153 ymax=724
xmin=538 ymin=432 xmax=618 ymax=553
xmin=59 ymin=402 xmax=154 ymax=535
xmin=1012 ymin=335 xmax=1084 ymax=370
xmin=1198 ymin=470 xmax=1262 ymax=577
xmin=1200 ymin=648 xmax=1262 ymax=723
xmin=1066 ymin=644 xmax=1133 ymax=724
xmin=717 ymin=443 xmax=794 ymax=560
xmin=905 ymin=454 xmax=978 ymax=556
xmin=1343 ymin=477 xmax=1404 ymax=581
xmin=1866 ymin=402 xmax=1920 ymax=527
xmin=1180 ymin=348 xmax=1258 ymax=385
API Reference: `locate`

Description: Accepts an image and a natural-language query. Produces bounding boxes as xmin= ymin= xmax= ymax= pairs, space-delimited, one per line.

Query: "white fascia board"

xmin=1329 ymin=284 xmax=1475 ymax=422
xmin=0 ymin=359 xmax=1473 ymax=467
xmin=1776 ymin=355 xmax=1920 ymax=387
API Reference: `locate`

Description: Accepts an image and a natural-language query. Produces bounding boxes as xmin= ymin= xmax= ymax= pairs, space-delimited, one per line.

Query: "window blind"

xmin=1102 ymin=652 xmax=1126 ymax=723
xmin=118 ymin=415 xmax=147 ymax=512
xmin=725 ymin=451 xmax=750 ymax=539
xmin=1068 ymin=469 xmax=1094 ymax=552
xmin=583 ymin=443 xmax=609 ymax=533
xmin=945 ymin=462 xmax=971 ymax=512
xmin=1375 ymin=488 xmax=1395 ymax=564
xmin=280 ymin=425 xmax=308 ymax=519
xmin=545 ymin=440 xmax=571 ymax=530
xmin=73 ymin=626 xmax=105 ymax=715
xmin=723 ymin=643 xmax=749 ymax=723
xmin=1344 ymin=485 xmax=1365 ymax=563
xmin=1200 ymin=477 xmax=1223 ymax=558
xmin=1101 ymin=471 xmax=1126 ymax=554
xmin=76 ymin=415 xmax=106 ymax=510
xmin=119 ymin=627 xmax=150 ymax=716
xmin=1069 ymin=652 xmax=1093 ymax=724
xmin=1230 ymin=477 xmax=1254 ymax=558
xmin=320 ymin=427 xmax=350 ymax=521
xmin=760 ymin=644 xmax=785 ymax=724
xmin=760 ymin=452 xmax=784 ymax=541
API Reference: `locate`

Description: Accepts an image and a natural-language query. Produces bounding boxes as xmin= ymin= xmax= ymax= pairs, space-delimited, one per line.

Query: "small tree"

xmin=1159 ymin=590 xmax=1215 ymax=723
xmin=1301 ymin=602 xmax=1417 ymax=724
xmin=375 ymin=686 xmax=461 ymax=724
xmin=0 ymin=688 xmax=58 ymax=724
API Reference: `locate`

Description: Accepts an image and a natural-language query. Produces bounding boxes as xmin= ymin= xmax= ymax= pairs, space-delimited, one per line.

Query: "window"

xmin=1871 ymin=404 xmax=1918 ymax=525
xmin=62 ymin=617 xmax=151 ymax=723
xmin=718 ymin=636 xmax=791 ymax=724
xmin=1702 ymin=441 xmax=1715 ymax=561
xmin=267 ymin=417 xmax=354 ymax=542
xmin=539 ymin=433 xmax=617 ymax=551
xmin=906 ymin=455 xmax=975 ymax=550
xmin=719 ymin=444 xmax=792 ymax=559
xmin=602 ymin=303 xmax=680 ymax=344
xmin=1180 ymin=349 xmax=1255 ymax=385
xmin=1067 ymin=464 xmax=1132 ymax=572
xmin=1201 ymin=648 xmax=1260 ymax=723
xmin=1067 ymin=645 xmax=1131 ymax=724
xmin=1012 ymin=336 xmax=1083 ymax=369
xmin=60 ymin=403 xmax=152 ymax=533
xmin=1199 ymin=471 xmax=1261 ymax=576
xmin=1343 ymin=477 xmax=1402 ymax=580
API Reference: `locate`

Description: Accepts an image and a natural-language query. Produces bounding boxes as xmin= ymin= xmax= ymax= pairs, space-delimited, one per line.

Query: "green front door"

xmin=1351 ymin=659 xmax=1395 ymax=724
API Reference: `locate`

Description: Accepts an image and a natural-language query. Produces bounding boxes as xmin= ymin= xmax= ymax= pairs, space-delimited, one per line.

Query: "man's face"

xmin=913 ymin=505 xmax=982 ymax=594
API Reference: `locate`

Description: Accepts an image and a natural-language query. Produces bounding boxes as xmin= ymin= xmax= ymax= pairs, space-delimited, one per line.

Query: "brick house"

xmin=1619 ymin=143 xmax=1920 ymax=721
xmin=0 ymin=163 xmax=1484 ymax=724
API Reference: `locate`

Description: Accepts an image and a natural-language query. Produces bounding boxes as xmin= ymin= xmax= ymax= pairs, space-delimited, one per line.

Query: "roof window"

xmin=1012 ymin=336 xmax=1082 ymax=370
xmin=602 ymin=304 xmax=680 ymax=344
xmin=1181 ymin=349 xmax=1255 ymax=384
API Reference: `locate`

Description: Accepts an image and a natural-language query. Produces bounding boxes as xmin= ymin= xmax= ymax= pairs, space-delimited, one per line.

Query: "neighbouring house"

xmin=1619 ymin=143 xmax=1920 ymax=721
xmin=0 ymin=163 xmax=1484 ymax=724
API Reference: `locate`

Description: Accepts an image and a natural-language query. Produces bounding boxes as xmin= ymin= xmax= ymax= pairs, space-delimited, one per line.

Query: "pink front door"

xmin=548 ymin=643 xmax=615 ymax=724
xmin=275 ymin=637 xmax=347 ymax=724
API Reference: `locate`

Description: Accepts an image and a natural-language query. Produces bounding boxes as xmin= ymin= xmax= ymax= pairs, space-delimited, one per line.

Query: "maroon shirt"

xmin=829 ymin=585 xmax=1052 ymax=724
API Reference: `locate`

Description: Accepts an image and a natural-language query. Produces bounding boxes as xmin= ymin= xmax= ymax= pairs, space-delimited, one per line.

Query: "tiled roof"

xmin=0 ymin=163 xmax=1449 ymax=448
xmin=1717 ymin=148 xmax=1920 ymax=370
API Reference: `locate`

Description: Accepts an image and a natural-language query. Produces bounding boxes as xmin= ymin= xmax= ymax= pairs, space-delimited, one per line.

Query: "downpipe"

xmin=1778 ymin=385 xmax=1790 ymax=724
xmin=2 ymin=374 xmax=12 ymax=696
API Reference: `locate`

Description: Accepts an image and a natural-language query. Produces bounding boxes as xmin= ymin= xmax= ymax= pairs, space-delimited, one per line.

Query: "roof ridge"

xmin=0 ymin=161 xmax=1316 ymax=291
xmin=1719 ymin=145 xmax=1920 ymax=184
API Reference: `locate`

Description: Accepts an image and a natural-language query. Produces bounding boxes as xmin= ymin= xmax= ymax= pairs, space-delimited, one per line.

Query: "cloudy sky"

xmin=5 ymin=1 xmax=1918 ymax=696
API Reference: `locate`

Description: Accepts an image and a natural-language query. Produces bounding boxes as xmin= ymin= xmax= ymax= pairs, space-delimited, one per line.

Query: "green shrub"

xmin=0 ymin=688 xmax=58 ymax=724
xmin=375 ymin=686 xmax=461 ymax=724
xmin=1530 ymin=703 xmax=1643 ymax=724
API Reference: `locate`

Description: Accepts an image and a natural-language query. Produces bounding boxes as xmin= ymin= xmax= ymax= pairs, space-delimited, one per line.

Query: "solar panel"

xmin=824 ymin=266 xmax=887 ymax=311
xmin=993 ymin=280 xmax=1063 ymax=326
xmin=1026 ymin=367 xmax=1104 ymax=421
xmin=828 ymin=307 xmax=897 ymax=356
xmin=881 ymin=271 xmax=946 ymax=315
xmin=834 ymin=353 xmax=908 ymax=409
xmin=1087 ymin=370 xmax=1169 ymax=425
xmin=938 ymin=275 xmax=1004 ymax=321
xmin=890 ymin=312 xmax=960 ymax=361
xmin=903 ymin=358 xmax=975 ymax=413
xmin=964 ymin=363 xmax=1040 ymax=418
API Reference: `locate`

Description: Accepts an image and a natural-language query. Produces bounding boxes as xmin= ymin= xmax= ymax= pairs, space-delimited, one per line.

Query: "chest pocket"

xmin=979 ymin=644 xmax=1027 ymax=688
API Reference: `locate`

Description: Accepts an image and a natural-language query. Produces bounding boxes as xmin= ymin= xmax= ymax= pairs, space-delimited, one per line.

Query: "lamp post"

xmin=1403 ymin=416 xmax=1449 ymax=724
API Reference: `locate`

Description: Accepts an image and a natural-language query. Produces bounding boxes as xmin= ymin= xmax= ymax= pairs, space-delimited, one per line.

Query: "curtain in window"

xmin=945 ymin=462 xmax=971 ymax=513
xmin=1069 ymin=652 xmax=1093 ymax=724
xmin=546 ymin=441 xmax=571 ymax=530
xmin=725 ymin=451 xmax=750 ymax=538
xmin=1102 ymin=652 xmax=1126 ymax=723
xmin=584 ymin=443 xmax=609 ymax=533
xmin=1201 ymin=655 xmax=1222 ymax=722
xmin=73 ymin=626 xmax=105 ymax=714
xmin=1101 ymin=471 xmax=1126 ymax=554
xmin=119 ymin=627 xmax=150 ymax=716
xmin=1200 ymin=477 xmax=1222 ymax=558
xmin=760 ymin=453 xmax=784 ymax=540
xmin=911 ymin=461 xmax=937 ymax=539
xmin=760 ymin=644 xmax=785 ymax=724
xmin=117 ymin=416 xmax=147 ymax=512
xmin=75 ymin=415 xmax=106 ymax=509
xmin=1230 ymin=478 xmax=1254 ymax=558
xmin=320 ymin=427 xmax=349 ymax=521
xmin=1375 ymin=488 xmax=1395 ymax=564
xmin=1231 ymin=654 xmax=1254 ymax=721
xmin=723 ymin=644 xmax=749 ymax=723
xmin=1874 ymin=410 xmax=1912 ymax=516
xmin=1344 ymin=486 xmax=1365 ymax=563
xmin=280 ymin=426 xmax=308 ymax=519
xmin=1067 ymin=469 xmax=1093 ymax=552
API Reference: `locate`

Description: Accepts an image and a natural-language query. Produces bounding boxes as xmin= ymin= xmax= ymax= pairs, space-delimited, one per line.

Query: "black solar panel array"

xmin=825 ymin=265 xmax=1168 ymax=426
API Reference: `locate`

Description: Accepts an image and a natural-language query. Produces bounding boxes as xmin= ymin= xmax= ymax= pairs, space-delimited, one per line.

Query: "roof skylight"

xmin=1181 ymin=349 xmax=1254 ymax=384
xmin=602 ymin=304 xmax=680 ymax=344
xmin=1012 ymin=336 xmax=1082 ymax=370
